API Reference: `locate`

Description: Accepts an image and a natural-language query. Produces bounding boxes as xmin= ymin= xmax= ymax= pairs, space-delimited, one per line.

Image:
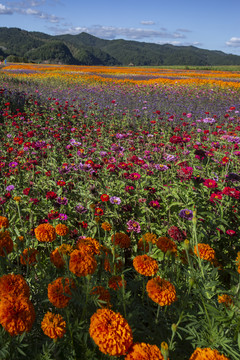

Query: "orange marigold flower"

xmin=41 ymin=311 xmax=66 ymax=339
xmin=55 ymin=223 xmax=69 ymax=236
xmin=89 ymin=308 xmax=133 ymax=356
xmin=76 ymin=237 xmax=100 ymax=256
xmin=218 ymin=294 xmax=233 ymax=308
xmin=108 ymin=275 xmax=126 ymax=291
xmin=91 ymin=286 xmax=111 ymax=308
xmin=156 ymin=237 xmax=177 ymax=255
xmin=0 ymin=216 xmax=9 ymax=229
xmin=236 ymin=252 xmax=240 ymax=273
xmin=48 ymin=277 xmax=75 ymax=308
xmin=189 ymin=347 xmax=230 ymax=360
xmin=0 ymin=296 xmax=35 ymax=336
xmin=101 ymin=222 xmax=112 ymax=231
xmin=35 ymin=223 xmax=56 ymax=242
xmin=0 ymin=230 xmax=13 ymax=256
xmin=20 ymin=248 xmax=39 ymax=266
xmin=137 ymin=238 xmax=149 ymax=253
xmin=0 ymin=274 xmax=30 ymax=299
xmin=69 ymin=249 xmax=97 ymax=277
xmin=194 ymin=243 xmax=215 ymax=262
xmin=141 ymin=232 xmax=158 ymax=244
xmin=111 ymin=232 xmax=131 ymax=248
xmin=50 ymin=244 xmax=73 ymax=268
xmin=125 ymin=342 xmax=166 ymax=360
xmin=133 ymin=255 xmax=158 ymax=276
xmin=146 ymin=276 xmax=177 ymax=306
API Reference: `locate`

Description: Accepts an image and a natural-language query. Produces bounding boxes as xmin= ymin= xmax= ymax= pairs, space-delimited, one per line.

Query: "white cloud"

xmin=50 ymin=25 xmax=187 ymax=41
xmin=226 ymin=37 xmax=240 ymax=47
xmin=13 ymin=6 xmax=62 ymax=22
xmin=156 ymin=40 xmax=202 ymax=47
xmin=0 ymin=3 xmax=13 ymax=14
xmin=176 ymin=28 xmax=192 ymax=33
xmin=140 ymin=20 xmax=155 ymax=25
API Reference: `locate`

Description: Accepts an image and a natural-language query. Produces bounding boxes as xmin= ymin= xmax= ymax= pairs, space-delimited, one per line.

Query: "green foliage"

xmin=1 ymin=27 xmax=240 ymax=66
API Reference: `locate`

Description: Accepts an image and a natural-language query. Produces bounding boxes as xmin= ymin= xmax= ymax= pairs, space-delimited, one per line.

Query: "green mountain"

xmin=0 ymin=27 xmax=240 ymax=66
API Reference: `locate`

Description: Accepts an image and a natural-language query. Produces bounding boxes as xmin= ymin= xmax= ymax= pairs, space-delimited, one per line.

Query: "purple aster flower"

xmin=110 ymin=196 xmax=121 ymax=205
xmin=99 ymin=151 xmax=107 ymax=157
xmin=126 ymin=220 xmax=141 ymax=233
xmin=56 ymin=196 xmax=68 ymax=205
xmin=75 ymin=204 xmax=88 ymax=214
xmin=179 ymin=209 xmax=193 ymax=220
xmin=6 ymin=185 xmax=15 ymax=192
xmin=155 ymin=164 xmax=169 ymax=171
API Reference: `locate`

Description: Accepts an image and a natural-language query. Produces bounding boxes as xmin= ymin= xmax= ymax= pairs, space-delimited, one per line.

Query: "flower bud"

xmin=161 ymin=342 xmax=169 ymax=360
xmin=171 ymin=323 xmax=178 ymax=333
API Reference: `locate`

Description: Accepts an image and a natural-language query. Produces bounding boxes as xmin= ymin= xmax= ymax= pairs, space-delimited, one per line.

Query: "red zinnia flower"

xmin=203 ymin=179 xmax=218 ymax=188
xmin=94 ymin=208 xmax=104 ymax=216
xmin=100 ymin=194 xmax=109 ymax=202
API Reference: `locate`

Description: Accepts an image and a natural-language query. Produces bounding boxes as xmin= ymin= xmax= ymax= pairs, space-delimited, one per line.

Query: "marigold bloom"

xmin=20 ymin=248 xmax=39 ymax=266
xmin=141 ymin=232 xmax=158 ymax=244
xmin=48 ymin=277 xmax=75 ymax=308
xmin=111 ymin=232 xmax=131 ymax=248
xmin=194 ymin=243 xmax=215 ymax=262
xmin=101 ymin=222 xmax=112 ymax=231
xmin=35 ymin=223 xmax=56 ymax=242
xmin=146 ymin=276 xmax=177 ymax=306
xmin=156 ymin=237 xmax=177 ymax=255
xmin=89 ymin=308 xmax=133 ymax=356
xmin=0 ymin=216 xmax=9 ymax=229
xmin=0 ymin=230 xmax=13 ymax=256
xmin=133 ymin=255 xmax=159 ymax=276
xmin=125 ymin=342 xmax=165 ymax=360
xmin=0 ymin=296 xmax=35 ymax=336
xmin=218 ymin=294 xmax=233 ymax=308
xmin=236 ymin=252 xmax=240 ymax=273
xmin=69 ymin=249 xmax=97 ymax=277
xmin=76 ymin=237 xmax=100 ymax=256
xmin=55 ymin=223 xmax=69 ymax=236
xmin=0 ymin=274 xmax=30 ymax=299
xmin=50 ymin=244 xmax=73 ymax=268
xmin=41 ymin=312 xmax=66 ymax=339
xmin=91 ymin=286 xmax=111 ymax=308
xmin=189 ymin=347 xmax=230 ymax=360
xmin=108 ymin=275 xmax=126 ymax=291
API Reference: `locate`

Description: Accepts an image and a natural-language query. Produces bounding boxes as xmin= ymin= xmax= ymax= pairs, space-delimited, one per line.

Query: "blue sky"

xmin=1 ymin=0 xmax=240 ymax=55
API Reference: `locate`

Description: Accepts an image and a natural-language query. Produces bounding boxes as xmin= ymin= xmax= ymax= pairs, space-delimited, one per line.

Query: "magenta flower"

xmin=9 ymin=161 xmax=18 ymax=168
xmin=129 ymin=173 xmax=141 ymax=180
xmin=149 ymin=200 xmax=160 ymax=209
xmin=127 ymin=220 xmax=141 ymax=233
xmin=59 ymin=213 xmax=68 ymax=221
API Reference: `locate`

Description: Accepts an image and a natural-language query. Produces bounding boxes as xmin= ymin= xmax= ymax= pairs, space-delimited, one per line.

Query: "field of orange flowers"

xmin=0 ymin=64 xmax=240 ymax=360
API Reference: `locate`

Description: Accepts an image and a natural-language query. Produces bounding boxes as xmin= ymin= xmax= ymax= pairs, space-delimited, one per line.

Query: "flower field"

xmin=0 ymin=63 xmax=240 ymax=360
